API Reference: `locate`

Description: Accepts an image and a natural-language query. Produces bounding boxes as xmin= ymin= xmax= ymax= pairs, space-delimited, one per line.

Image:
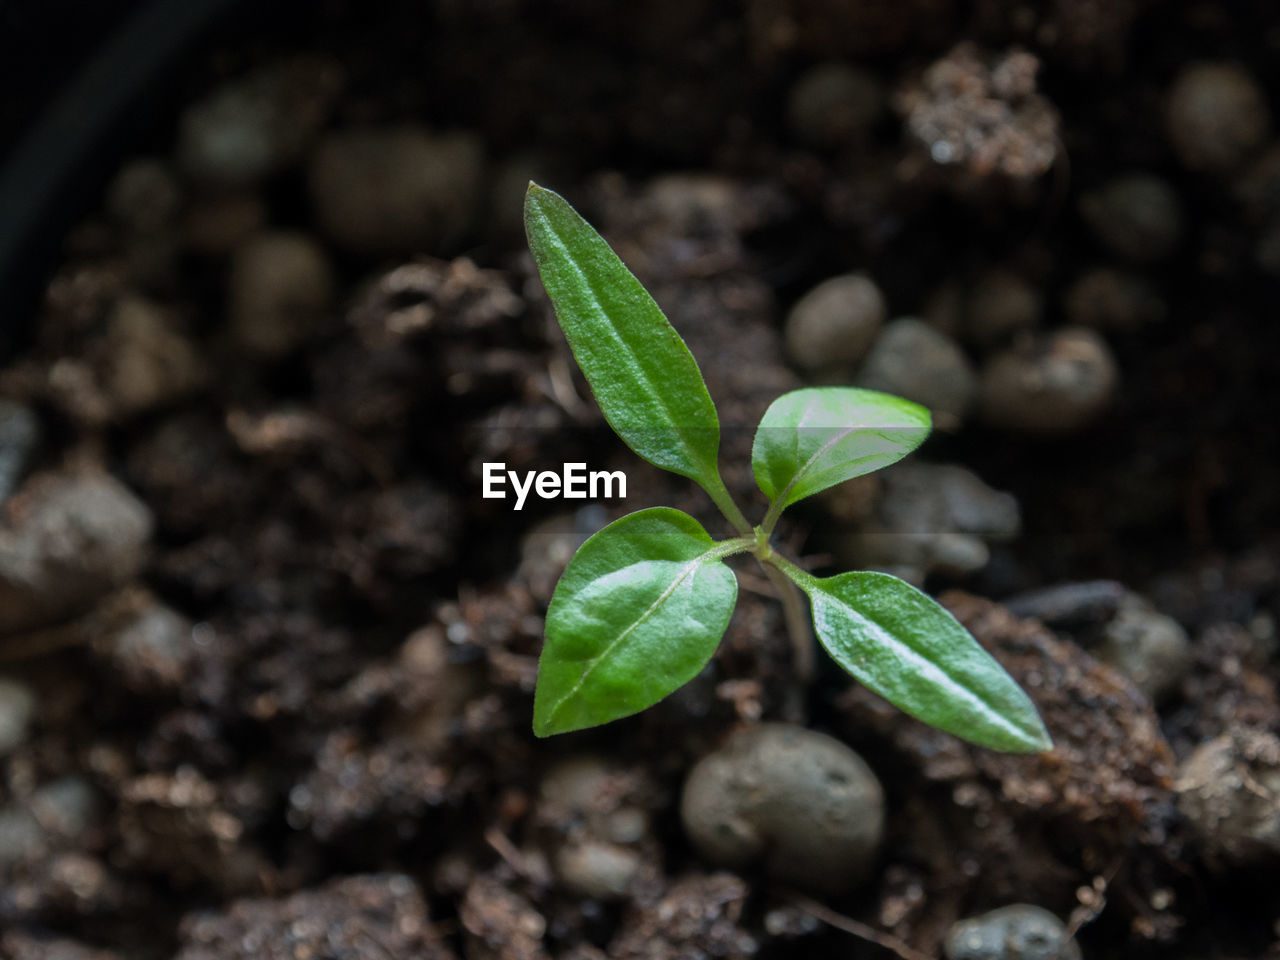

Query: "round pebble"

xmin=785 ymin=273 xmax=886 ymax=372
xmin=979 ymin=327 xmax=1118 ymax=435
xmin=1095 ymin=594 xmax=1191 ymax=703
xmin=855 ymin=317 xmax=977 ymax=426
xmin=1166 ymin=62 xmax=1270 ymax=173
xmin=308 ymin=126 xmax=485 ymax=256
xmin=105 ymin=297 xmax=209 ymax=416
xmin=228 ymin=232 xmax=335 ymax=358
xmin=107 ymin=158 xmax=182 ymax=234
xmin=1063 ymin=268 xmax=1165 ymax=333
xmin=1079 ymin=174 xmax=1184 ymax=263
xmin=1177 ymin=728 xmax=1280 ymax=860
xmin=787 ymin=62 xmax=884 ymax=148
xmin=965 ymin=269 xmax=1042 ymax=348
xmin=681 ymin=723 xmax=884 ymax=895
xmin=555 ymin=840 xmax=642 ymax=900
xmin=945 ymin=904 xmax=1081 ymax=960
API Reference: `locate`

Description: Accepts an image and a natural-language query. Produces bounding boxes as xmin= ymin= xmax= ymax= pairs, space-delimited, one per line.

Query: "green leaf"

xmin=525 ymin=182 xmax=724 ymax=490
xmin=534 ymin=507 xmax=739 ymax=736
xmin=796 ymin=569 xmax=1051 ymax=752
xmin=752 ymin=387 xmax=931 ymax=512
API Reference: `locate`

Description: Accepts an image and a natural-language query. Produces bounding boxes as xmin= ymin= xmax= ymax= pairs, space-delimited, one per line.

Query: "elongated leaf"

xmin=525 ymin=183 xmax=723 ymax=489
xmin=798 ymin=570 xmax=1050 ymax=752
xmin=752 ymin=387 xmax=931 ymax=512
xmin=535 ymin=507 xmax=738 ymax=736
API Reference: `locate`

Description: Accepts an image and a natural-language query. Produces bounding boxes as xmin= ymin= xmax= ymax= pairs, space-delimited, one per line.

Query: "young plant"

xmin=523 ymin=183 xmax=1051 ymax=753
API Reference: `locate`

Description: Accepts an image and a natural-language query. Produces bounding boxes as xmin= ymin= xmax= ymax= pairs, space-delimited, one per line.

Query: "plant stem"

xmin=701 ymin=473 xmax=753 ymax=537
xmin=758 ymin=496 xmax=786 ymax=539
xmin=761 ymin=559 xmax=814 ymax=684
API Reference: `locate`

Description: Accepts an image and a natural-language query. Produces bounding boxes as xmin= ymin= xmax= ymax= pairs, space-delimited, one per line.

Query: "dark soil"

xmin=2 ymin=2 xmax=1279 ymax=958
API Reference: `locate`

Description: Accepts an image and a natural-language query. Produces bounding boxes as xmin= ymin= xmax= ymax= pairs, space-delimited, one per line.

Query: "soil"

xmin=2 ymin=2 xmax=1280 ymax=958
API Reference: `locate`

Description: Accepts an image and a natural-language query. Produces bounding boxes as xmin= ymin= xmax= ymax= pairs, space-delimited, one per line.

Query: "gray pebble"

xmin=30 ymin=775 xmax=100 ymax=840
xmin=1063 ymin=269 xmax=1165 ymax=333
xmin=1003 ymin=581 xmax=1126 ymax=628
xmin=680 ymin=723 xmax=884 ymax=895
xmin=980 ymin=328 xmax=1118 ymax=435
xmin=177 ymin=55 xmax=343 ymax=185
xmin=0 ymin=470 xmax=154 ymax=636
xmin=1176 ymin=727 xmax=1280 ymax=860
xmin=785 ymin=273 xmax=886 ymax=373
xmin=0 ymin=807 xmax=42 ymax=866
xmin=1079 ymin=174 xmax=1184 ymax=263
xmin=1094 ymin=594 xmax=1191 ymax=703
xmin=0 ymin=676 xmax=37 ymax=755
xmin=787 ymin=62 xmax=884 ymax=148
xmin=308 ymin=126 xmax=485 ymax=256
xmin=855 ymin=317 xmax=976 ymax=427
xmin=1166 ymin=63 xmax=1270 ymax=173
xmin=965 ymin=269 xmax=1042 ymax=348
xmin=228 ymin=232 xmax=335 ymax=358
xmin=945 ymin=904 xmax=1080 ymax=960
xmin=0 ymin=400 xmax=40 ymax=502
xmin=105 ymin=297 xmax=210 ymax=416
xmin=841 ymin=462 xmax=1019 ymax=583
xmin=100 ymin=603 xmax=195 ymax=692
xmin=555 ymin=840 xmax=642 ymax=900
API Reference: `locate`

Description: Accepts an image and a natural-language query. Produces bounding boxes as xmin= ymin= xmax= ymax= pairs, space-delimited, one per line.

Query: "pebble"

xmin=979 ymin=327 xmax=1118 ymax=435
xmin=106 ymin=158 xmax=183 ymax=234
xmin=840 ymin=462 xmax=1019 ymax=583
xmin=1094 ymin=593 xmax=1191 ymax=703
xmin=308 ymin=125 xmax=485 ymax=256
xmin=1176 ymin=727 xmax=1280 ymax=860
xmin=1003 ymin=580 xmax=1126 ymax=628
xmin=786 ymin=62 xmax=884 ymax=148
xmin=0 ymin=676 xmax=37 ymax=755
xmin=855 ymin=317 xmax=977 ymax=427
xmin=104 ymin=297 xmax=209 ymax=416
xmin=177 ymin=55 xmax=344 ymax=185
xmin=555 ymin=840 xmax=642 ymax=900
xmin=785 ymin=273 xmax=886 ymax=373
xmin=228 ymin=232 xmax=335 ymax=358
xmin=1062 ymin=268 xmax=1165 ymax=333
xmin=944 ymin=904 xmax=1081 ymax=960
xmin=0 ymin=400 xmax=40 ymax=502
xmin=965 ymin=269 xmax=1042 ymax=348
xmin=1166 ymin=63 xmax=1270 ymax=173
xmin=1079 ymin=174 xmax=1184 ymax=263
xmin=680 ymin=723 xmax=884 ymax=895
xmin=0 ymin=470 xmax=154 ymax=636
xmin=100 ymin=602 xmax=195 ymax=692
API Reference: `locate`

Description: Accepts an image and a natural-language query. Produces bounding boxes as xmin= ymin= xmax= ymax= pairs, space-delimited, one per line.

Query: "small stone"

xmin=539 ymin=756 xmax=614 ymax=812
xmin=856 ymin=318 xmax=976 ymax=427
xmin=1094 ymin=594 xmax=1191 ymax=703
xmin=980 ymin=327 xmax=1118 ymax=435
xmin=100 ymin=602 xmax=195 ymax=692
xmin=1079 ymin=174 xmax=1184 ymax=263
xmin=228 ymin=232 xmax=335 ymax=358
xmin=104 ymin=297 xmax=209 ymax=416
xmin=1166 ymin=63 xmax=1270 ymax=173
xmin=0 ymin=676 xmax=37 ymax=755
xmin=106 ymin=158 xmax=182 ymax=234
xmin=1176 ymin=727 xmax=1280 ymax=860
xmin=177 ymin=55 xmax=344 ymax=185
xmin=944 ymin=904 xmax=1081 ymax=960
xmin=787 ymin=62 xmax=884 ymax=148
xmin=555 ymin=840 xmax=642 ymax=900
xmin=309 ymin=126 xmax=485 ymax=256
xmin=785 ymin=273 xmax=886 ymax=373
xmin=0 ymin=401 xmax=40 ymax=502
xmin=0 ymin=470 xmax=154 ymax=636
xmin=965 ymin=269 xmax=1042 ymax=348
xmin=680 ymin=722 xmax=884 ymax=895
xmin=1063 ymin=268 xmax=1165 ymax=333
xmin=0 ymin=807 xmax=42 ymax=866
xmin=29 ymin=776 xmax=99 ymax=840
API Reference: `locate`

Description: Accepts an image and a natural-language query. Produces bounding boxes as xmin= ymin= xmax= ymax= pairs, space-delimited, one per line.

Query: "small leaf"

xmin=799 ymin=570 xmax=1051 ymax=752
xmin=752 ymin=387 xmax=931 ymax=511
xmin=525 ymin=183 xmax=723 ymax=490
xmin=535 ymin=507 xmax=738 ymax=736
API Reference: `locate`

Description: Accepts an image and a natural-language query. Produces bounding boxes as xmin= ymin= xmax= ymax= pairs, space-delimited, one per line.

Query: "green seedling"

xmin=524 ymin=183 xmax=1051 ymax=753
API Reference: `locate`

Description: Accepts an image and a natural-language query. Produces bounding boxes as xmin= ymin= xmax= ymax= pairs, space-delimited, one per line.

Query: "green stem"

xmin=760 ymin=558 xmax=814 ymax=684
xmin=700 ymin=473 xmax=753 ymax=537
xmin=707 ymin=535 xmax=757 ymax=560
xmin=758 ymin=497 xmax=787 ymax=539
xmin=766 ymin=551 xmax=820 ymax=592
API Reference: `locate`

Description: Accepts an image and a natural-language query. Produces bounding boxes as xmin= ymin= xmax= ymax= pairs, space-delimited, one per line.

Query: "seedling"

xmin=524 ymin=183 xmax=1051 ymax=753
